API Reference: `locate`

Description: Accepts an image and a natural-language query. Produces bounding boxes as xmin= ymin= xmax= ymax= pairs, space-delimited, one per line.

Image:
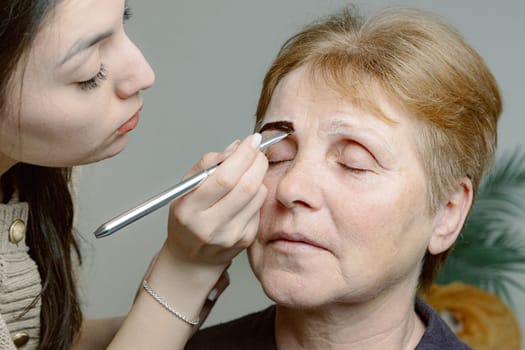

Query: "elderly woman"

xmin=183 ymin=6 xmax=501 ymax=350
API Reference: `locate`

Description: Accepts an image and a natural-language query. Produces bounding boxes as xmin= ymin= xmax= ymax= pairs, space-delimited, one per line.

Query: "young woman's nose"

xmin=274 ymin=159 xmax=323 ymax=210
xmin=115 ymin=35 xmax=155 ymax=99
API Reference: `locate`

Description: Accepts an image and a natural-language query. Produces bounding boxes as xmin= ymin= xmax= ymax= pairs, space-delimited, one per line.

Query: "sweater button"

xmin=8 ymin=219 xmax=26 ymax=245
xmin=12 ymin=332 xmax=29 ymax=347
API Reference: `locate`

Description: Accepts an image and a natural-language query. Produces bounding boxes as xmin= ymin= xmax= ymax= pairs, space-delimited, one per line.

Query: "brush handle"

xmin=94 ymin=132 xmax=289 ymax=238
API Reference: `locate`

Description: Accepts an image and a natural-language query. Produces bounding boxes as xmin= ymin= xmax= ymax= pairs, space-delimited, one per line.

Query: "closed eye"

xmin=78 ymin=63 xmax=107 ymax=90
xmin=337 ymin=141 xmax=376 ymax=173
xmin=264 ymin=141 xmax=296 ymax=165
xmin=338 ymin=163 xmax=368 ymax=173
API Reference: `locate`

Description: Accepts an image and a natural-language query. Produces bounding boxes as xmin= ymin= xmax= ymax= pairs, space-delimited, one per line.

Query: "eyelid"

xmin=78 ymin=63 xmax=107 ymax=90
xmin=338 ymin=141 xmax=377 ymax=168
xmin=264 ymin=138 xmax=296 ymax=164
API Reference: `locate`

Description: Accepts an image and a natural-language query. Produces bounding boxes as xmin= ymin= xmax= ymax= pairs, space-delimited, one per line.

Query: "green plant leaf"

xmin=437 ymin=147 xmax=525 ymax=306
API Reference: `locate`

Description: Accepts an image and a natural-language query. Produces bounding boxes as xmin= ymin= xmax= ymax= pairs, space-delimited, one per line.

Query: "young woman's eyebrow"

xmin=59 ymin=30 xmax=114 ymax=66
xmin=259 ymin=121 xmax=295 ymax=134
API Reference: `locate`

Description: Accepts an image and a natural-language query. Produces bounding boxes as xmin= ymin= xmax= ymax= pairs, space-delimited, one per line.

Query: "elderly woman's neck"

xmin=274 ymin=292 xmax=425 ymax=350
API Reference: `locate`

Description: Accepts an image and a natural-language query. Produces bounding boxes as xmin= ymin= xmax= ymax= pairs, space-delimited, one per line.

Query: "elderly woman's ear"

xmin=428 ymin=177 xmax=474 ymax=255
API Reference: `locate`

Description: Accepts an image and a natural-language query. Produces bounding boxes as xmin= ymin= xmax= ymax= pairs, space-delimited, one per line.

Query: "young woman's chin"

xmin=46 ymin=136 xmax=130 ymax=167
xmin=82 ymin=137 xmax=130 ymax=165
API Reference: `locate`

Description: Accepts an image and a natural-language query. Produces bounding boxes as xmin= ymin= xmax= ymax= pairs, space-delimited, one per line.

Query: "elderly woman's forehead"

xmin=276 ymin=67 xmax=399 ymax=116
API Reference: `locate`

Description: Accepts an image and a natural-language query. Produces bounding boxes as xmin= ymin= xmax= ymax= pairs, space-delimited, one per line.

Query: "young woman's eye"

xmin=78 ymin=64 xmax=107 ymax=91
xmin=123 ymin=3 xmax=133 ymax=22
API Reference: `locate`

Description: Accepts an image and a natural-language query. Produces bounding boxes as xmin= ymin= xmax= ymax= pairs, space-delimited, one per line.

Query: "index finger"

xmin=183 ymin=133 xmax=262 ymax=208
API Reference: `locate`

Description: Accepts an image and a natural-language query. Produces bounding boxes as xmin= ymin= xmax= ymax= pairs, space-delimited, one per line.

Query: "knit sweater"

xmin=0 ymin=197 xmax=41 ymax=350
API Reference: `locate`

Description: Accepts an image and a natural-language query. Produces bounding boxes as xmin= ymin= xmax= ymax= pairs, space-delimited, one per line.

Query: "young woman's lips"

xmin=117 ymin=110 xmax=140 ymax=134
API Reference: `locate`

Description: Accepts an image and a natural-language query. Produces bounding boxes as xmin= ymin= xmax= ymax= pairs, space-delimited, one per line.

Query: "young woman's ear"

xmin=428 ymin=177 xmax=473 ymax=255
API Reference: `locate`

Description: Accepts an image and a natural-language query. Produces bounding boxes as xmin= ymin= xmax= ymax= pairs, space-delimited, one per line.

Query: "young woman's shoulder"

xmin=0 ymin=200 xmax=41 ymax=349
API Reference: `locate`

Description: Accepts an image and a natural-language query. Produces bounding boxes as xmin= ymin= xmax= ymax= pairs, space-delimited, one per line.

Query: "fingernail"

xmin=207 ymin=288 xmax=219 ymax=301
xmin=224 ymin=139 xmax=240 ymax=153
xmin=251 ymin=133 xmax=262 ymax=149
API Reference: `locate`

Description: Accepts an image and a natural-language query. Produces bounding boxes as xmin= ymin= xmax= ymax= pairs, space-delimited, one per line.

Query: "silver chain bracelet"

xmin=142 ymin=279 xmax=200 ymax=326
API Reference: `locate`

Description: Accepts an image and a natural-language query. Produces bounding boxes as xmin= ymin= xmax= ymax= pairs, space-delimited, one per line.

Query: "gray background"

xmin=75 ymin=0 xmax=525 ymax=345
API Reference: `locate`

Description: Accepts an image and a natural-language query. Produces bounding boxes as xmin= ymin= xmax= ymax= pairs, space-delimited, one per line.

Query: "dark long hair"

xmin=1 ymin=1 xmax=83 ymax=349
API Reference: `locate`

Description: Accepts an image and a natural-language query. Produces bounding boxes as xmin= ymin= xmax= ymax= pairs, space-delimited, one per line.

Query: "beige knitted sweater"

xmin=0 ymin=197 xmax=41 ymax=350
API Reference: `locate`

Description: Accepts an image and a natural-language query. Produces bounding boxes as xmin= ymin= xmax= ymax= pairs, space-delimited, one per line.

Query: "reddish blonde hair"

xmin=255 ymin=6 xmax=501 ymax=291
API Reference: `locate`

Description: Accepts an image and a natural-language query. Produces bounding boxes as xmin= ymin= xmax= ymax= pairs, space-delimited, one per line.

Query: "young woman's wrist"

xmin=108 ymin=243 xmax=227 ymax=349
xmin=142 ymin=242 xmax=226 ymax=317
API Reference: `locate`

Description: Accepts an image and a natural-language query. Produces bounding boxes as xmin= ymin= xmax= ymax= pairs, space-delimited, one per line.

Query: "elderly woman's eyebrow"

xmin=259 ymin=121 xmax=295 ymax=134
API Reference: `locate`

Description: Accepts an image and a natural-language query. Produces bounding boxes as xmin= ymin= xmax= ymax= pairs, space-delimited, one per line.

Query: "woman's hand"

xmin=109 ymin=134 xmax=267 ymax=350
xmin=166 ymin=133 xmax=268 ymax=268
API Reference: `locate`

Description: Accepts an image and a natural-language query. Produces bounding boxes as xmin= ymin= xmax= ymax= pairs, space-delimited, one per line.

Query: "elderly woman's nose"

xmin=275 ymin=159 xmax=323 ymax=210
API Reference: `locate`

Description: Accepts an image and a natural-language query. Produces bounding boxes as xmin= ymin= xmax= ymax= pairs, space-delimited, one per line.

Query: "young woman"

xmin=1 ymin=0 xmax=267 ymax=348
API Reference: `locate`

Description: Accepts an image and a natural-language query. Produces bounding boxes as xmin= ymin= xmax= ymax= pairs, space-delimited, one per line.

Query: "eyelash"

xmin=268 ymin=160 xmax=288 ymax=166
xmin=339 ymin=163 xmax=367 ymax=174
xmin=264 ymin=149 xmax=292 ymax=166
xmin=78 ymin=63 xmax=107 ymax=91
xmin=123 ymin=3 xmax=133 ymax=22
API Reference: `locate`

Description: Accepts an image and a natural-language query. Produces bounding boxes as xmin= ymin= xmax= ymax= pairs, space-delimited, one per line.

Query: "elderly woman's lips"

xmin=267 ymin=232 xmax=328 ymax=251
